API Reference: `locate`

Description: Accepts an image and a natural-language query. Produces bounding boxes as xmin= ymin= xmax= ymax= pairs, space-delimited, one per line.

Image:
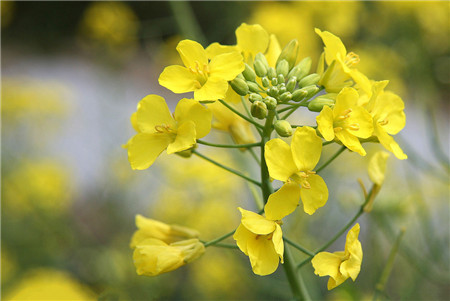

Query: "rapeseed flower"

xmin=312 ymin=224 xmax=363 ymax=290
xmin=126 ymin=95 xmax=212 ymax=170
xmin=264 ymin=127 xmax=328 ymax=216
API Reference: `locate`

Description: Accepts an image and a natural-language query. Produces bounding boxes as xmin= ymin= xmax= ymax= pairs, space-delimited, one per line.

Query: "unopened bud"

xmin=276 ymin=39 xmax=299 ymax=70
xmin=268 ymin=86 xmax=279 ymax=97
xmin=277 ymin=74 xmax=285 ymax=84
xmin=230 ymin=78 xmax=249 ymax=96
xmin=271 ymin=77 xmax=278 ymax=86
xmin=261 ymin=76 xmax=270 ymax=87
xmin=274 ymin=120 xmax=293 ymax=137
xmin=263 ymin=96 xmax=277 ymax=110
xmin=292 ymin=89 xmax=308 ymax=102
xmin=298 ymin=73 xmax=320 ymax=87
xmin=247 ymin=81 xmax=261 ymax=93
xmin=267 ymin=67 xmax=277 ymax=79
xmin=290 ymin=57 xmax=312 ymax=80
xmin=286 ymin=77 xmax=297 ymax=92
xmin=276 ymin=59 xmax=289 ymax=78
xmin=253 ymin=60 xmax=267 ymax=77
xmin=251 ymin=101 xmax=268 ymax=119
xmin=307 ymin=97 xmax=335 ymax=112
xmin=280 ymin=92 xmax=292 ymax=102
xmin=278 ymin=85 xmax=287 ymax=94
xmin=242 ymin=64 xmax=256 ymax=82
xmin=249 ymin=93 xmax=262 ymax=103
xmin=302 ymin=85 xmax=320 ymax=97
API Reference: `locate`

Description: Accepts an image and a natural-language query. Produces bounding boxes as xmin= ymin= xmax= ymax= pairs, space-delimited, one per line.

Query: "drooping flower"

xmin=312 ymin=224 xmax=363 ymax=290
xmin=233 ymin=207 xmax=284 ymax=276
xmin=315 ymin=28 xmax=371 ymax=95
xmin=368 ymin=151 xmax=390 ymax=186
xmin=158 ymin=40 xmax=244 ymax=101
xmin=364 ymin=81 xmax=407 ymax=160
xmin=316 ymin=87 xmax=373 ymax=156
xmin=264 ymin=127 xmax=328 ymax=216
xmin=126 ymin=95 xmax=212 ymax=170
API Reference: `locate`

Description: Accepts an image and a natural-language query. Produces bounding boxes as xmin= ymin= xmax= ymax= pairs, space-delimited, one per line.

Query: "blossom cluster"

xmin=125 ymin=23 xmax=406 ymax=291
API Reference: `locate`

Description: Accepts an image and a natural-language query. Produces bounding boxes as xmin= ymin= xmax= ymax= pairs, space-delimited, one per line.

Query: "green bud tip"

xmin=263 ymin=96 xmax=277 ymax=110
xmin=249 ymin=93 xmax=262 ymax=103
xmin=286 ymin=77 xmax=297 ymax=92
xmin=251 ymin=100 xmax=268 ymax=119
xmin=274 ymin=120 xmax=293 ymax=137
xmin=242 ymin=63 xmax=256 ymax=82
xmin=298 ymin=73 xmax=320 ymax=88
xmin=230 ymin=78 xmax=249 ymax=96
xmin=292 ymin=89 xmax=308 ymax=102
xmin=247 ymin=81 xmax=261 ymax=93
xmin=254 ymin=60 xmax=268 ymax=77
xmin=276 ymin=39 xmax=299 ymax=70
xmin=280 ymin=92 xmax=292 ymax=102
xmin=277 ymin=74 xmax=285 ymax=84
xmin=261 ymin=77 xmax=270 ymax=87
xmin=308 ymin=96 xmax=335 ymax=112
xmin=267 ymin=67 xmax=277 ymax=79
xmin=276 ymin=59 xmax=289 ymax=78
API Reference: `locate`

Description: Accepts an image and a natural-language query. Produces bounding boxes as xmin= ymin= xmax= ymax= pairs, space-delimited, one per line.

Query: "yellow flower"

xmin=130 ymin=214 xmax=200 ymax=248
xmin=126 ymin=95 xmax=212 ymax=170
xmin=233 ymin=207 xmax=284 ymax=276
xmin=158 ymin=40 xmax=244 ymax=101
xmin=315 ymin=29 xmax=371 ymax=95
xmin=364 ymin=81 xmax=407 ymax=160
xmin=207 ymin=102 xmax=256 ymax=146
xmin=264 ymin=127 xmax=328 ymax=216
xmin=312 ymin=223 xmax=363 ymax=290
xmin=316 ymin=87 xmax=373 ymax=156
xmin=368 ymin=151 xmax=390 ymax=186
xmin=133 ymin=238 xmax=205 ymax=276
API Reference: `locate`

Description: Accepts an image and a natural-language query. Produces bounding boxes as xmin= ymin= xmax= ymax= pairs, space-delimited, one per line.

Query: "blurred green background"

xmin=1 ymin=1 xmax=449 ymax=300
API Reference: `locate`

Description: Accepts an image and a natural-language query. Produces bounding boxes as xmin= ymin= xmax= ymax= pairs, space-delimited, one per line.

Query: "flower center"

xmin=345 ymin=52 xmax=360 ymax=68
xmin=154 ymin=124 xmax=176 ymax=135
xmin=290 ymin=171 xmax=316 ymax=189
xmin=334 ymin=109 xmax=360 ymax=132
xmin=188 ymin=60 xmax=210 ymax=87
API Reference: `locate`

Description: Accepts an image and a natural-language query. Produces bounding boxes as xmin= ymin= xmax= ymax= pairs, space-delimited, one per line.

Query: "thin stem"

xmin=322 ymin=141 xmax=333 ymax=146
xmin=203 ymin=230 xmax=236 ymax=247
xmin=205 ymin=242 xmax=239 ymax=249
xmin=197 ymin=139 xmax=262 ymax=149
xmin=219 ymin=99 xmax=264 ymax=130
xmin=193 ymin=150 xmax=261 ymax=187
xmin=260 ymin=110 xmax=275 ymax=203
xmin=316 ymin=146 xmax=346 ymax=173
xmin=248 ymin=147 xmax=261 ymax=165
xmin=168 ymin=1 xmax=207 ymax=44
xmin=284 ymin=244 xmax=310 ymax=301
xmin=284 ymin=237 xmax=315 ymax=257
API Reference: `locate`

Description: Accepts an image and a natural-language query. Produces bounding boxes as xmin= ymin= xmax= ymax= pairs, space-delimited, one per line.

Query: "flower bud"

xmin=261 ymin=76 xmax=270 ymax=87
xmin=279 ymin=92 xmax=292 ymax=102
xmin=274 ymin=120 xmax=293 ymax=137
xmin=242 ymin=63 xmax=256 ymax=82
xmin=286 ymin=77 xmax=297 ymax=92
xmin=307 ymin=96 xmax=335 ymax=112
xmin=276 ymin=59 xmax=289 ymax=78
xmin=302 ymin=85 xmax=320 ymax=97
xmin=230 ymin=78 xmax=249 ymax=96
xmin=298 ymin=73 xmax=320 ymax=87
xmin=263 ymin=96 xmax=277 ymax=110
xmin=276 ymin=39 xmax=299 ymax=70
xmin=271 ymin=77 xmax=278 ymax=86
xmin=254 ymin=60 xmax=268 ymax=77
xmin=289 ymin=57 xmax=312 ymax=80
xmin=247 ymin=81 xmax=261 ymax=93
xmin=251 ymin=101 xmax=268 ymax=119
xmin=255 ymin=52 xmax=269 ymax=69
xmin=268 ymin=86 xmax=279 ymax=97
xmin=267 ymin=67 xmax=277 ymax=79
xmin=291 ymin=89 xmax=308 ymax=102
xmin=278 ymin=85 xmax=287 ymax=94
xmin=249 ymin=93 xmax=262 ymax=103
xmin=277 ymin=74 xmax=285 ymax=84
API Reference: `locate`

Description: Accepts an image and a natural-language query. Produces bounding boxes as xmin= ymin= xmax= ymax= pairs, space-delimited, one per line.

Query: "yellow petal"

xmin=206 ymin=42 xmax=239 ymax=58
xmin=272 ymin=224 xmax=284 ymax=263
xmin=158 ymin=65 xmax=198 ymax=94
xmin=209 ymin=51 xmax=245 ymax=81
xmin=340 ymin=255 xmax=361 ymax=281
xmin=236 ymin=23 xmax=269 ymax=60
xmin=238 ymin=207 xmax=276 ymax=235
xmin=374 ymin=124 xmax=407 ymax=160
xmin=247 ymin=232 xmax=280 ymax=276
xmin=174 ymin=98 xmax=212 ymax=138
xmin=136 ymin=95 xmax=176 ymax=133
xmin=349 ymin=69 xmax=372 ymax=97
xmin=335 ymin=130 xmax=366 ymax=156
xmin=327 ymin=273 xmax=348 ymax=290
xmin=311 ymin=251 xmax=342 ymax=279
xmin=317 ymin=105 xmax=335 ymax=141
xmin=346 ymin=106 xmax=373 ymax=139
xmin=127 ymin=133 xmax=172 ymax=170
xmin=264 ymin=182 xmax=301 ymax=221
xmin=315 ymin=28 xmax=347 ymax=66
xmin=265 ymin=138 xmax=298 ymax=182
xmin=223 ymin=86 xmax=242 ymax=104
xmin=233 ymin=223 xmax=254 ymax=256
xmin=333 ymin=87 xmax=358 ymax=116
xmin=176 ymin=39 xmax=207 ymax=68
xmin=368 ymin=151 xmax=390 ymax=185
xmin=291 ymin=127 xmax=322 ymax=171
xmin=130 ymin=112 xmax=139 ymax=132
xmin=194 ymin=77 xmax=228 ymax=101
xmin=373 ymin=91 xmax=406 ymax=135
xmin=166 ymin=120 xmax=196 ymax=154
xmin=265 ymin=34 xmax=281 ymax=67
xmin=300 ymin=174 xmax=328 ymax=215
xmin=342 ymin=224 xmax=363 ymax=280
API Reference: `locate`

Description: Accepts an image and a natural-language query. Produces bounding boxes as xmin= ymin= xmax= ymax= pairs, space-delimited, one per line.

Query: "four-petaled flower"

xmin=126 ymin=95 xmax=212 ymax=170
xmin=312 ymin=223 xmax=363 ymax=290
xmin=264 ymin=126 xmax=328 ymax=217
xmin=159 ymin=39 xmax=244 ymax=101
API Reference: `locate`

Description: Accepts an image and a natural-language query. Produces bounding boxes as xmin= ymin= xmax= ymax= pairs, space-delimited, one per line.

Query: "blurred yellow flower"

xmin=4 ymin=269 xmax=96 ymax=300
xmin=265 ymin=127 xmax=328 ymax=216
xmin=312 ymin=223 xmax=363 ymax=290
xmin=233 ymin=207 xmax=284 ymax=276
xmin=317 ymin=87 xmax=373 ymax=156
xmin=368 ymin=151 xmax=390 ymax=186
xmin=126 ymin=95 xmax=212 ymax=170
xmin=159 ymin=40 xmax=244 ymax=101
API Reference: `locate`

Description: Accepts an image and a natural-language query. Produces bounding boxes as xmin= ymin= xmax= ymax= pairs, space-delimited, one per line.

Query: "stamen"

xmin=345 ymin=52 xmax=360 ymax=67
xmin=334 ymin=127 xmax=343 ymax=133
xmin=348 ymin=123 xmax=360 ymax=131
xmin=378 ymin=119 xmax=389 ymax=126
xmin=302 ymin=180 xmax=311 ymax=189
xmin=338 ymin=109 xmax=352 ymax=120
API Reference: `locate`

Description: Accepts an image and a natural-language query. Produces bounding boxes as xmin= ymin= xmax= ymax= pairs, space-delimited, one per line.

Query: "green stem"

xmin=248 ymin=147 xmax=261 ymax=165
xmin=316 ymin=146 xmax=346 ymax=173
xmin=284 ymin=244 xmax=309 ymax=301
xmin=197 ymin=139 xmax=262 ymax=149
xmin=205 ymin=242 xmax=239 ymax=249
xmin=322 ymin=141 xmax=333 ymax=146
xmin=373 ymin=228 xmax=405 ymax=301
xmin=297 ymin=187 xmax=374 ymax=269
xmin=168 ymin=1 xmax=207 ymax=44
xmin=219 ymin=99 xmax=264 ymax=130
xmin=284 ymin=237 xmax=315 ymax=257
xmin=192 ymin=150 xmax=261 ymax=187
xmin=260 ymin=110 xmax=275 ymax=203
xmin=203 ymin=230 xmax=236 ymax=247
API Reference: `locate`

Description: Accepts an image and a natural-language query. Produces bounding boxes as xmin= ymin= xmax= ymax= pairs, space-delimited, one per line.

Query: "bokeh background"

xmin=1 ymin=1 xmax=449 ymax=300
